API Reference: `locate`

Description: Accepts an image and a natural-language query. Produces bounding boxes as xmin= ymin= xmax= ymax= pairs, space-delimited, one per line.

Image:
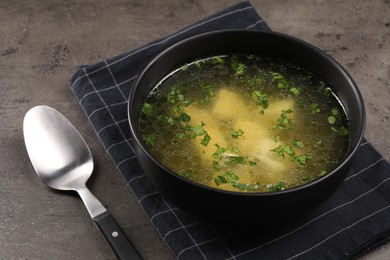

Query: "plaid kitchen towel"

xmin=69 ymin=1 xmax=390 ymax=259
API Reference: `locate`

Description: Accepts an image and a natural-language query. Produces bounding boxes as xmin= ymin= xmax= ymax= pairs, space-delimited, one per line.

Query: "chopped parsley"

xmin=266 ymin=181 xmax=286 ymax=192
xmin=214 ymin=171 xmax=239 ymax=185
xmin=234 ymin=63 xmax=246 ymax=76
xmin=293 ymin=140 xmax=304 ymax=148
xmin=200 ymin=133 xmax=211 ymax=147
xmin=228 ymin=156 xmax=247 ymax=165
xmin=331 ymin=107 xmax=341 ymax=117
xmin=313 ymin=139 xmax=323 ymax=148
xmin=141 ymin=133 xmax=156 ymax=146
xmin=252 ymin=90 xmax=269 ymax=114
xmin=247 ymin=75 xmax=262 ymax=87
xmin=212 ymin=144 xmax=257 ymax=167
xmin=327 ymin=115 xmax=336 ymax=124
xmin=200 ymin=83 xmax=215 ymax=104
xmin=214 ymin=172 xmax=281 ymax=192
xmin=231 ymin=147 xmax=240 ymax=154
xmin=271 ymin=72 xmax=300 ymax=95
xmin=211 ymin=56 xmax=226 ymax=69
xmin=141 ymin=103 xmax=154 ymax=118
xmin=272 ymin=72 xmax=290 ymax=90
xmin=231 ymin=129 xmax=245 ymax=139
xmin=156 ymin=114 xmax=175 ymax=126
xmin=271 ymin=143 xmax=311 ymax=167
xmin=291 ymin=155 xmax=312 ymax=166
xmin=310 ymin=103 xmax=321 ymax=114
xmin=212 ymin=144 xmax=228 ymax=159
xmin=271 ymin=144 xmax=295 ymax=157
xmin=167 ymin=85 xmax=192 ymax=107
xmin=212 ymin=160 xmax=222 ymax=171
xmin=328 ymin=107 xmax=341 ymax=124
xmin=233 ymin=182 xmax=262 ymax=192
xmin=176 ymin=121 xmax=212 ymax=147
xmin=178 ymin=112 xmax=191 ymax=123
xmin=231 ymin=55 xmax=246 ymax=76
xmin=331 ymin=126 xmax=349 ymax=136
xmin=274 ymin=109 xmax=293 ymax=131
xmin=167 ymin=85 xmax=183 ymax=104
xmin=290 ymin=87 xmax=301 ymax=95
xmin=214 ymin=171 xmax=262 ymax=191
xmin=177 ymin=121 xmax=206 ymax=139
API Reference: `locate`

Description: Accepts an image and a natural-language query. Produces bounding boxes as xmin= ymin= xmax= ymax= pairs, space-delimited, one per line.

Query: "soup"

xmin=138 ymin=54 xmax=350 ymax=192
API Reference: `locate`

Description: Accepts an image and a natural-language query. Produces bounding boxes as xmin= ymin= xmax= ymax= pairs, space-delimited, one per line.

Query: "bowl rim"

xmin=128 ymin=28 xmax=366 ymax=197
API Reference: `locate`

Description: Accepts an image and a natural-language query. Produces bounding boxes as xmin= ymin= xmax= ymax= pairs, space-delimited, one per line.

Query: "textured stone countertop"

xmin=1 ymin=0 xmax=389 ymax=259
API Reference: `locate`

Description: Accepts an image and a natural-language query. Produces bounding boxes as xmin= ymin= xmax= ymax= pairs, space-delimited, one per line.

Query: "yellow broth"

xmin=139 ymin=54 xmax=350 ymax=192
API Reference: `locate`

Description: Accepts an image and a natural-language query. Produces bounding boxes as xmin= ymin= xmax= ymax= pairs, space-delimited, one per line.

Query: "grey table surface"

xmin=1 ymin=0 xmax=389 ymax=259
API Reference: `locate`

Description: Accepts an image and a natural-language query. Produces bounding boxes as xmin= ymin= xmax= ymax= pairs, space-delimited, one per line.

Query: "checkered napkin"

xmin=69 ymin=1 xmax=390 ymax=259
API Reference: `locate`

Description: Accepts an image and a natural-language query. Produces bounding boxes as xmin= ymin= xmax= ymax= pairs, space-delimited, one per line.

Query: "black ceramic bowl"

xmin=128 ymin=30 xmax=365 ymax=226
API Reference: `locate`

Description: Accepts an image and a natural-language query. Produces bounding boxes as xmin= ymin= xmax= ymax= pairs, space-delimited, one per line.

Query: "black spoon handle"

xmin=94 ymin=211 xmax=142 ymax=260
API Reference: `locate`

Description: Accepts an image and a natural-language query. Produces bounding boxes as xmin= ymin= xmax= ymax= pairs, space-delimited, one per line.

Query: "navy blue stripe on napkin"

xmin=69 ymin=1 xmax=390 ymax=259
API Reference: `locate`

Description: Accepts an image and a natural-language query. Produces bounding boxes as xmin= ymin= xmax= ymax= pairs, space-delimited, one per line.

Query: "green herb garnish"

xmin=178 ymin=112 xmax=191 ymax=123
xmin=234 ymin=63 xmax=246 ymax=76
xmin=310 ymin=103 xmax=321 ymax=114
xmin=215 ymin=171 xmax=239 ymax=185
xmin=247 ymin=75 xmax=262 ymax=88
xmin=293 ymin=140 xmax=304 ymax=148
xmin=156 ymin=115 xmax=175 ymax=126
xmin=200 ymin=133 xmax=211 ymax=147
xmin=231 ymin=129 xmax=245 ymax=139
xmin=271 ymin=143 xmax=311 ymax=167
xmin=248 ymin=161 xmax=257 ymax=166
xmin=231 ymin=147 xmax=240 ymax=154
xmin=267 ymin=181 xmax=286 ymax=192
xmin=272 ymin=72 xmax=290 ymax=90
xmin=272 ymin=72 xmax=300 ymax=95
xmin=212 ymin=143 xmax=228 ymax=159
xmin=271 ymin=144 xmax=295 ymax=157
xmin=213 ymin=56 xmax=225 ymax=64
xmin=212 ymin=160 xmax=222 ymax=171
xmin=291 ymin=155 xmax=312 ymax=166
xmin=313 ymin=139 xmax=323 ymax=148
xmin=167 ymin=85 xmax=192 ymax=107
xmin=176 ymin=121 xmax=206 ymax=139
xmin=290 ymin=87 xmax=301 ymax=95
xmin=228 ymin=156 xmax=247 ymax=165
xmin=214 ymin=171 xmax=262 ymax=191
xmin=327 ymin=115 xmax=336 ymax=124
xmin=331 ymin=126 xmax=349 ymax=136
xmin=252 ymin=90 xmax=269 ymax=114
xmin=274 ymin=109 xmax=293 ymax=131
xmin=141 ymin=133 xmax=156 ymax=146
xmin=231 ymin=55 xmax=246 ymax=76
xmin=167 ymin=85 xmax=183 ymax=104
xmin=181 ymin=170 xmax=193 ymax=178
xmin=211 ymin=56 xmax=225 ymax=69
xmin=141 ymin=103 xmax=154 ymax=118
xmin=232 ymin=182 xmax=262 ymax=192
xmin=200 ymin=83 xmax=215 ymax=104
xmin=331 ymin=107 xmax=340 ymax=117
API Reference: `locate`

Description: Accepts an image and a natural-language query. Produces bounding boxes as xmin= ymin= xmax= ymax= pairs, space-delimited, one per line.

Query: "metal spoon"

xmin=23 ymin=105 xmax=142 ymax=260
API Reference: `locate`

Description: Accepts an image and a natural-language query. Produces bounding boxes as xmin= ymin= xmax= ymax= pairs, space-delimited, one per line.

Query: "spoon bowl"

xmin=24 ymin=106 xmax=93 ymax=191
